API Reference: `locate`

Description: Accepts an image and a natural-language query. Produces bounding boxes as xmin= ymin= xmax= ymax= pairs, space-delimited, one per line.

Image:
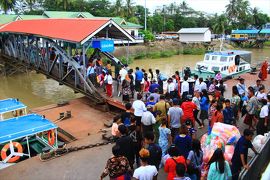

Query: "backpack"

xmin=129 ymin=129 xmax=137 ymax=143
xmin=159 ymin=73 xmax=168 ymax=81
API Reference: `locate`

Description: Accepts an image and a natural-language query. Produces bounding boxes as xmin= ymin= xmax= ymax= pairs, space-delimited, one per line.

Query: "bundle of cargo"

xmin=200 ymin=123 xmax=241 ymax=178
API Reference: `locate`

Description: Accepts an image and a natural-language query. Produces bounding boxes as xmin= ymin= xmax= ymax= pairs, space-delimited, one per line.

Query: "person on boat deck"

xmin=199 ymin=78 xmax=207 ymax=92
xmin=260 ymin=60 xmax=268 ymax=81
xmin=236 ymin=78 xmax=247 ymax=97
xmin=100 ymin=145 xmax=132 ymax=180
xmin=181 ymin=76 xmax=189 ymax=100
xmin=253 ymin=79 xmax=265 ymax=93
xmin=215 ymin=71 xmax=222 ymax=81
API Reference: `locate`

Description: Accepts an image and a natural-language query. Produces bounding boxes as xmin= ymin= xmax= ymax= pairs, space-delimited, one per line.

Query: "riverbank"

xmin=113 ymin=40 xmax=236 ymax=64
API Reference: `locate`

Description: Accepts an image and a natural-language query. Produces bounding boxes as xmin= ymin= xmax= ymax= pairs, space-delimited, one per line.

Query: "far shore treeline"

xmin=0 ymin=0 xmax=269 ymax=38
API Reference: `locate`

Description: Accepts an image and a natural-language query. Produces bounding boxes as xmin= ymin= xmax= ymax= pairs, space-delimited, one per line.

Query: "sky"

xmin=133 ymin=0 xmax=270 ymax=15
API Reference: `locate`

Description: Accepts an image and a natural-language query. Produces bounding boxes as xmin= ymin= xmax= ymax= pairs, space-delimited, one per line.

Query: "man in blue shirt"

xmin=223 ymin=99 xmax=235 ymax=125
xmin=149 ymin=79 xmax=160 ymax=93
xmin=231 ymin=129 xmax=258 ymax=180
xmin=135 ymin=67 xmax=143 ymax=92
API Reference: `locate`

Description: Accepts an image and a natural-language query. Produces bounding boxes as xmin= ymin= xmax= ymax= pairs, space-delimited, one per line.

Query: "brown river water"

xmin=0 ymin=48 xmax=269 ymax=109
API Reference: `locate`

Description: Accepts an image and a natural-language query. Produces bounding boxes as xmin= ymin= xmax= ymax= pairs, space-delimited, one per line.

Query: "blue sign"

xmin=92 ymin=40 xmax=115 ymax=53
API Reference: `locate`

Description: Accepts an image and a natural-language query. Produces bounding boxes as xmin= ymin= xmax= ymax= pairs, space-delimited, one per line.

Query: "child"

xmin=185 ymin=119 xmax=196 ymax=140
xmin=111 ymin=115 xmax=122 ymax=140
xmin=210 ymin=104 xmax=224 ymax=133
xmin=158 ymin=118 xmax=172 ymax=157
xmin=174 ymin=163 xmax=191 ymax=180
xmin=223 ymin=99 xmax=235 ymax=125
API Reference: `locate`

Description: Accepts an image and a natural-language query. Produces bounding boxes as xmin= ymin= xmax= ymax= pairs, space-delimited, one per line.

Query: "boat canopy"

xmin=0 ymin=98 xmax=26 ymax=116
xmin=0 ymin=114 xmax=57 ymax=144
xmin=206 ymin=50 xmax=252 ymax=63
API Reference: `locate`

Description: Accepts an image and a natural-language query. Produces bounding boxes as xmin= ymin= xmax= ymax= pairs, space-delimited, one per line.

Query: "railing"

xmin=239 ymin=134 xmax=270 ymax=180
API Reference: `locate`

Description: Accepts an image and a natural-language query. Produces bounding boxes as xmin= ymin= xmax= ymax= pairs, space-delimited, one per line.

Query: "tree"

xmin=179 ymin=1 xmax=189 ymax=15
xmin=0 ymin=0 xmax=16 ymax=14
xmin=128 ymin=16 xmax=139 ymax=24
xmin=125 ymin=0 xmax=134 ymax=18
xmin=213 ymin=14 xmax=227 ymax=34
xmin=165 ymin=19 xmax=174 ymax=31
xmin=113 ymin=0 xmax=123 ymax=17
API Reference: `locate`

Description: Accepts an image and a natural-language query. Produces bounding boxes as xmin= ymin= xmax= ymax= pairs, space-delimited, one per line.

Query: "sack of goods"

xmin=200 ymin=123 xmax=240 ymax=178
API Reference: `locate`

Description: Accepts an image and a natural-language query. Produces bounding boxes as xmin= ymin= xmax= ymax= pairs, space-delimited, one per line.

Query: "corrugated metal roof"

xmin=18 ymin=15 xmax=46 ymax=20
xmin=260 ymin=29 xmax=270 ymax=34
xmin=43 ymin=11 xmax=94 ymax=18
xmin=178 ymin=28 xmax=209 ymax=34
xmin=0 ymin=18 xmax=135 ymax=44
xmin=231 ymin=29 xmax=259 ymax=34
xmin=0 ymin=19 xmax=109 ymax=43
xmin=0 ymin=15 xmax=17 ymax=25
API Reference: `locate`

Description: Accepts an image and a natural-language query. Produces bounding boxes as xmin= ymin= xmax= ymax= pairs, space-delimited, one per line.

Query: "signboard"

xmin=91 ymin=40 xmax=115 ymax=52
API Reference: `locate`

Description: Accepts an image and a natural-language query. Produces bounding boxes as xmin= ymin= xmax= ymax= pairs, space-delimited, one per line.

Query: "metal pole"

xmin=144 ymin=0 xmax=147 ymax=31
xmin=26 ymin=136 xmax=31 ymax=158
xmin=82 ymin=44 xmax=86 ymax=91
xmin=55 ymin=128 xmax=58 ymax=149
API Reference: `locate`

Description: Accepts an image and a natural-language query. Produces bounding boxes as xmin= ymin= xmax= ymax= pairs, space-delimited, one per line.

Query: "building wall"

xmin=179 ymin=30 xmax=211 ymax=42
xmin=125 ymin=28 xmax=139 ymax=37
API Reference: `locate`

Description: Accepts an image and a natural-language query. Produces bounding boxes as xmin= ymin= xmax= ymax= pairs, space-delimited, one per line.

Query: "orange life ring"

xmin=1 ymin=142 xmax=23 ymax=163
xmin=48 ymin=130 xmax=55 ymax=146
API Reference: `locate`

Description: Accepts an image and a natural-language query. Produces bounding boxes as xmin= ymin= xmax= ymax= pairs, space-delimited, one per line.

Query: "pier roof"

xmin=0 ymin=18 xmax=134 ymax=44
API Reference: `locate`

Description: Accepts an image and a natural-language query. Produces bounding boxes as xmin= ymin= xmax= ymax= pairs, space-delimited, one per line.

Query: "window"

xmin=212 ymin=66 xmax=220 ymax=71
xmin=229 ymin=57 xmax=234 ymax=62
xmin=211 ymin=56 xmax=218 ymax=61
xmin=205 ymin=55 xmax=210 ymax=60
xmin=131 ymin=30 xmax=135 ymax=36
xmin=240 ymin=35 xmax=244 ymax=37
xmin=220 ymin=56 xmax=227 ymax=62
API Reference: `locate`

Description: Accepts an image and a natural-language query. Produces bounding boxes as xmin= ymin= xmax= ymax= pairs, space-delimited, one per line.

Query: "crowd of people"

xmin=98 ymin=65 xmax=270 ymax=180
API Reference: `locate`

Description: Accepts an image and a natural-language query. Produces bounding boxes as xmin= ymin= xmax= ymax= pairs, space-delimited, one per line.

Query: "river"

xmin=0 ymin=48 xmax=269 ymax=109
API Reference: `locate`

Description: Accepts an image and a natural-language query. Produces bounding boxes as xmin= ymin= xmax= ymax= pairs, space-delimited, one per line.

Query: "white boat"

xmin=194 ymin=50 xmax=251 ymax=78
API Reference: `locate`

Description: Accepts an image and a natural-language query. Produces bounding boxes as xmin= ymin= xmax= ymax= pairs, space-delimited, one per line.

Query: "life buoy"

xmin=47 ymin=130 xmax=55 ymax=146
xmin=1 ymin=142 xmax=23 ymax=163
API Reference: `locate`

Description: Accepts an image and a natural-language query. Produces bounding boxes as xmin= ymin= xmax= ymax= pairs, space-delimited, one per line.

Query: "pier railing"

xmin=239 ymin=134 xmax=270 ymax=179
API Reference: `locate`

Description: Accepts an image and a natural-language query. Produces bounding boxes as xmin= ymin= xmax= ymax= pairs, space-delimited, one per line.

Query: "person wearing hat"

xmin=141 ymin=106 xmax=156 ymax=136
xmin=181 ymin=95 xmax=197 ymax=126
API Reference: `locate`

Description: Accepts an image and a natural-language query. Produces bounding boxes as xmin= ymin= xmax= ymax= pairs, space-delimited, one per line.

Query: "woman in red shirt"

xmin=210 ymin=104 xmax=224 ymax=128
xmin=180 ymin=96 xmax=197 ymax=126
xmin=165 ymin=145 xmax=186 ymax=180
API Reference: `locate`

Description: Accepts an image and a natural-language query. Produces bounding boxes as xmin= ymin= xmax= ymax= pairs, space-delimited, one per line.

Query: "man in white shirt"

xmin=194 ymin=75 xmax=200 ymax=92
xmin=199 ymin=77 xmax=207 ymax=92
xmin=119 ymin=65 xmax=127 ymax=83
xmin=141 ymin=106 xmax=156 ymax=136
xmin=236 ymin=78 xmax=247 ymax=96
xmin=257 ymin=98 xmax=269 ymax=135
xmin=132 ymin=94 xmax=147 ymax=127
xmin=181 ymin=76 xmax=189 ymax=100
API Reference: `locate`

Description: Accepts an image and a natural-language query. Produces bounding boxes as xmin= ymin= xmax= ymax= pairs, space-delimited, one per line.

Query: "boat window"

xmin=221 ymin=67 xmax=224 ymax=71
xmin=227 ymin=66 xmax=229 ymax=69
xmin=220 ymin=56 xmax=227 ymax=62
xmin=212 ymin=56 xmax=218 ymax=61
xmin=230 ymin=57 xmax=234 ymax=61
xmin=205 ymin=55 xmax=210 ymax=60
xmin=212 ymin=66 xmax=219 ymax=71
